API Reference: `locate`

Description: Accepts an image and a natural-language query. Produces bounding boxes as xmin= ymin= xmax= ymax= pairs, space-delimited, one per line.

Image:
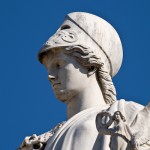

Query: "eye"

xmin=55 ymin=59 xmax=66 ymax=68
xmin=56 ymin=63 xmax=61 ymax=68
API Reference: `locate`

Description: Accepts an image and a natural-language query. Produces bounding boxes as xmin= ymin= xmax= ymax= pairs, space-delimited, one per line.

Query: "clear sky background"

xmin=0 ymin=0 xmax=150 ymax=149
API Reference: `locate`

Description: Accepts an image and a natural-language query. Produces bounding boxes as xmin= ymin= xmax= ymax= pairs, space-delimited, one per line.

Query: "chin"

xmin=55 ymin=93 xmax=67 ymax=102
xmin=54 ymin=90 xmax=69 ymax=103
xmin=54 ymin=89 xmax=77 ymax=103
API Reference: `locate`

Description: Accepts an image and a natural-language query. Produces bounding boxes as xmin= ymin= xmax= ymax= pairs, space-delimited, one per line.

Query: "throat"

xmin=66 ymin=87 xmax=106 ymax=119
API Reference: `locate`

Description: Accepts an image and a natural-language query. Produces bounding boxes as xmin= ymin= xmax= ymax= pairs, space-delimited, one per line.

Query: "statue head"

xmin=38 ymin=12 xmax=123 ymax=104
xmin=113 ymin=111 xmax=126 ymax=122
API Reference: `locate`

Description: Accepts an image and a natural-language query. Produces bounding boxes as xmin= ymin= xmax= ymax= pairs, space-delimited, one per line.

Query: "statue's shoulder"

xmin=19 ymin=121 xmax=66 ymax=150
xmin=111 ymin=99 xmax=144 ymax=112
xmin=110 ymin=99 xmax=144 ymax=123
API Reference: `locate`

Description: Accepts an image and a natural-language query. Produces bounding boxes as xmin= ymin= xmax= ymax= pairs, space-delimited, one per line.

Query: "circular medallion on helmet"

xmin=61 ymin=30 xmax=77 ymax=43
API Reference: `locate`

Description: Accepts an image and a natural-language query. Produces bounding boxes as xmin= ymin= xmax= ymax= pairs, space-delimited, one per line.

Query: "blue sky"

xmin=0 ymin=0 xmax=150 ymax=149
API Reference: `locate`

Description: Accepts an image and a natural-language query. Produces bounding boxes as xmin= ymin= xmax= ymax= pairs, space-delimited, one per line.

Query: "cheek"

xmin=61 ymin=64 xmax=88 ymax=89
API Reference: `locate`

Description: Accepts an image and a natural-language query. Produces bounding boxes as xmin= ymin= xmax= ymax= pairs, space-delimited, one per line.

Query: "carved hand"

xmin=19 ymin=134 xmax=44 ymax=150
xmin=131 ymin=137 xmax=139 ymax=150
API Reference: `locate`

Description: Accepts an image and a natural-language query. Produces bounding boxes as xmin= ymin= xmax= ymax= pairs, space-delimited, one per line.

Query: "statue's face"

xmin=42 ymin=48 xmax=90 ymax=103
xmin=114 ymin=112 xmax=121 ymax=121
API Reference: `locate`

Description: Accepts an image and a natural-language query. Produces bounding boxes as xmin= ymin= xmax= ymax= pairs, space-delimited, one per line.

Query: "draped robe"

xmin=44 ymin=99 xmax=150 ymax=150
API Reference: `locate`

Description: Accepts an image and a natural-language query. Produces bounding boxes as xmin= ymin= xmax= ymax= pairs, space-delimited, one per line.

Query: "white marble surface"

xmin=20 ymin=12 xmax=150 ymax=150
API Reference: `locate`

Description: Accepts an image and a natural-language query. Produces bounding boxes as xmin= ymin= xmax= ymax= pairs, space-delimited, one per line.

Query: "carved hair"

xmin=65 ymin=45 xmax=117 ymax=104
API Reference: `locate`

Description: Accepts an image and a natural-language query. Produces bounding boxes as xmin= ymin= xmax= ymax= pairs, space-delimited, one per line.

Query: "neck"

xmin=66 ymin=77 xmax=106 ymax=119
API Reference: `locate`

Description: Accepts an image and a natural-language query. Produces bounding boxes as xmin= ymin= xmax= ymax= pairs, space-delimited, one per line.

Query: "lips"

xmin=52 ymin=83 xmax=61 ymax=88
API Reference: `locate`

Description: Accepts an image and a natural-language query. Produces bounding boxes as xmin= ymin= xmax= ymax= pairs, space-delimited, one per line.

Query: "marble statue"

xmin=19 ymin=12 xmax=150 ymax=150
xmin=96 ymin=111 xmax=133 ymax=149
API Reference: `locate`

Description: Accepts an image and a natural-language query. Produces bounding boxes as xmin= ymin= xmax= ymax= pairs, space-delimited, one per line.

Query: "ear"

xmin=87 ymin=66 xmax=97 ymax=77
